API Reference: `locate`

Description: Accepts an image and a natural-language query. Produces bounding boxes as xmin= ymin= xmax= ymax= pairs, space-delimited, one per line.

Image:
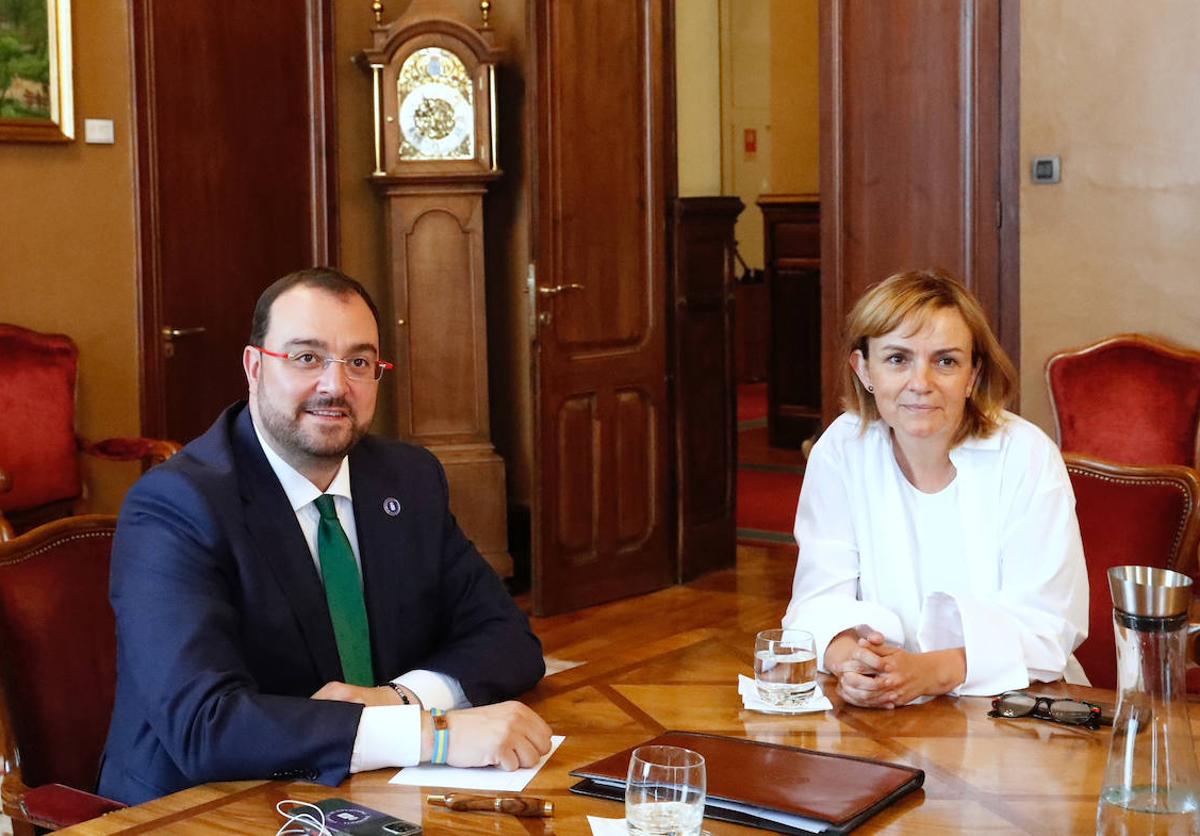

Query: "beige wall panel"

xmin=720 ymin=0 xmax=771 ymax=268
xmin=1020 ymin=1 xmax=1200 ymax=433
xmin=769 ymin=0 xmax=819 ymax=194
xmin=0 ymin=3 xmax=140 ymax=513
xmin=676 ymin=0 xmax=722 ymax=196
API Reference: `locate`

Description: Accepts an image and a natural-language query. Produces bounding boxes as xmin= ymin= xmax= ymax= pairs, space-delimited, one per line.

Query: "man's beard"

xmin=255 ymin=379 xmax=368 ymax=464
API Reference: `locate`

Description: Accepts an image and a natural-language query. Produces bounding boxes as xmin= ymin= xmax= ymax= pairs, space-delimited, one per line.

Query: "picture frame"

xmin=0 ymin=0 xmax=74 ymax=142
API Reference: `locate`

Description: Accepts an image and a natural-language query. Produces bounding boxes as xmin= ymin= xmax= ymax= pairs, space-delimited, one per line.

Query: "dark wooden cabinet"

xmin=670 ymin=196 xmax=743 ymax=582
xmin=759 ymin=195 xmax=821 ymax=449
xmin=734 ymin=280 xmax=768 ymax=383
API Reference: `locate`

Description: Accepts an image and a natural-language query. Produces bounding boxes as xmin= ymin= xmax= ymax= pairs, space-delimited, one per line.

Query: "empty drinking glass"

xmin=625 ymin=745 xmax=706 ymax=836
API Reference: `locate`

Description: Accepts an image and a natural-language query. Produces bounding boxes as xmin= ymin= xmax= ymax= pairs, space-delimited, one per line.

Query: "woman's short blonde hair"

xmin=842 ymin=268 xmax=1016 ymax=444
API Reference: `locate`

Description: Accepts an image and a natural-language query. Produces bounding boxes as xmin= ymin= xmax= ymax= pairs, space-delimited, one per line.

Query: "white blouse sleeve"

xmin=784 ymin=433 xmax=906 ymax=669
xmin=919 ymin=439 xmax=1089 ymax=695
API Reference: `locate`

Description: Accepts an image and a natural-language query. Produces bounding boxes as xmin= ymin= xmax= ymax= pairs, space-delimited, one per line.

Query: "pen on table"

xmin=427 ymin=793 xmax=555 ymax=817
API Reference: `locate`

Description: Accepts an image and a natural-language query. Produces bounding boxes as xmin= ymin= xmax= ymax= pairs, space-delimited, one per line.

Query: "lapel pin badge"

xmin=383 ymin=497 xmax=402 ymax=517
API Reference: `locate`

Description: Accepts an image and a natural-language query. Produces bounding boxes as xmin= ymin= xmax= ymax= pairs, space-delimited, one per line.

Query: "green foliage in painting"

xmin=0 ymin=0 xmax=52 ymax=120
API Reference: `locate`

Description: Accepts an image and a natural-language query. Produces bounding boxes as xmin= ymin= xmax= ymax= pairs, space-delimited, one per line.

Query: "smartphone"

xmin=301 ymin=798 xmax=422 ymax=836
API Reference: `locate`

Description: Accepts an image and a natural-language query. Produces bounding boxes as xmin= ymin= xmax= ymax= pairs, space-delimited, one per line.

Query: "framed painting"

xmin=0 ymin=0 xmax=73 ymax=142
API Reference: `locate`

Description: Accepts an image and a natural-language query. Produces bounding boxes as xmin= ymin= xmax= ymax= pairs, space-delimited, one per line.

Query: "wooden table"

xmin=55 ymin=546 xmax=1199 ymax=834
xmin=60 ymin=674 xmax=1154 ymax=834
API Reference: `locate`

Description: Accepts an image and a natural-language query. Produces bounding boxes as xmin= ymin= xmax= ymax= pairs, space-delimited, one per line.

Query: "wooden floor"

xmin=529 ymin=540 xmax=795 ymax=670
xmin=521 ymin=541 xmax=798 ymax=749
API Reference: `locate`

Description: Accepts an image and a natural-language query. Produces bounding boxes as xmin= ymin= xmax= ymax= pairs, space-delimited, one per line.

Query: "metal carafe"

xmin=1097 ymin=566 xmax=1200 ymax=834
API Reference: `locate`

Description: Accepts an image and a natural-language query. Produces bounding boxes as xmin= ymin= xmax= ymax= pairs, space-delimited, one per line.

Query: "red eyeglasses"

xmin=253 ymin=346 xmax=394 ymax=382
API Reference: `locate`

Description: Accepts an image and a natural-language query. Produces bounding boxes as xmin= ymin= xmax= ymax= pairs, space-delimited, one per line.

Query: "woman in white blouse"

xmin=784 ymin=269 xmax=1088 ymax=708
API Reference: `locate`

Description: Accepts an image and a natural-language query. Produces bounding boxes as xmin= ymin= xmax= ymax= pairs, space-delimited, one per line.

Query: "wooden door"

xmin=820 ymin=0 xmax=1019 ymax=425
xmin=132 ymin=1 xmax=336 ymax=442
xmin=530 ymin=0 xmax=674 ymax=615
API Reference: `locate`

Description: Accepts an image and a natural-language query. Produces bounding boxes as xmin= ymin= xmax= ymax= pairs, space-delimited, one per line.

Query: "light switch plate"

xmin=1031 ymin=155 xmax=1061 ymax=184
xmin=84 ymin=119 xmax=115 ymax=144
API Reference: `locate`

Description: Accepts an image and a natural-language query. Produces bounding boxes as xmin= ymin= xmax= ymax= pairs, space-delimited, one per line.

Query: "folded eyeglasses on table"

xmin=988 ymin=691 xmax=1105 ymax=730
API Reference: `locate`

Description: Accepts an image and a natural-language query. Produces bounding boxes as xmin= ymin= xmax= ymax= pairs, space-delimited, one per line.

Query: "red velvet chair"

xmin=1046 ymin=333 xmax=1200 ymax=468
xmin=0 ymin=515 xmax=126 ymax=832
xmin=0 ymin=324 xmax=180 ymax=541
xmin=1065 ymin=454 xmax=1200 ymax=691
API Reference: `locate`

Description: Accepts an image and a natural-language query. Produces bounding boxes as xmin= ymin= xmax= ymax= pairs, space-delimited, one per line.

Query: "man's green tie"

xmin=314 ymin=494 xmax=375 ymax=686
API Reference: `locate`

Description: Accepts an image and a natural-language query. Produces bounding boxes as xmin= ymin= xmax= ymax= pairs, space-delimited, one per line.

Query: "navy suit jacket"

xmin=98 ymin=403 xmax=544 ymax=804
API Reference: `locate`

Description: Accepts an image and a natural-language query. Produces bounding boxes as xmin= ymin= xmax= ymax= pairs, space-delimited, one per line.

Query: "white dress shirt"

xmin=253 ymin=420 xmax=469 ymax=770
xmin=783 ymin=411 xmax=1090 ymax=696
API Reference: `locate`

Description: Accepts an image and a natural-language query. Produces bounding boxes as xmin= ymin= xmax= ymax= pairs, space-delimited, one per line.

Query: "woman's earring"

xmin=866 ymin=384 xmax=875 ymax=394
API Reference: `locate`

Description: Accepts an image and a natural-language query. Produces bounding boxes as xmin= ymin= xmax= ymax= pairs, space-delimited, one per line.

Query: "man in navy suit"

xmin=99 ymin=268 xmax=551 ymax=804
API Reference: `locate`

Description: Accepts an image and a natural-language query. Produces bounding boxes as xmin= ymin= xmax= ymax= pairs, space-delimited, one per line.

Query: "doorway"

xmin=713 ymin=0 xmax=819 ymax=544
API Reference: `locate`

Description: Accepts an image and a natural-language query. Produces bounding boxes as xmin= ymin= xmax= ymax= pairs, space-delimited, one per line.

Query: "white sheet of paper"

xmin=738 ymin=674 xmax=833 ymax=713
xmin=587 ymin=815 xmax=628 ymax=835
xmin=388 ymin=735 xmax=565 ymax=791
xmin=543 ymin=656 xmax=587 ymax=676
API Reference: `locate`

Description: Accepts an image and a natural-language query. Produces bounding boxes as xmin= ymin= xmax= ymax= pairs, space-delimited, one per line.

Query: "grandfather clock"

xmin=358 ymin=0 xmax=511 ymax=575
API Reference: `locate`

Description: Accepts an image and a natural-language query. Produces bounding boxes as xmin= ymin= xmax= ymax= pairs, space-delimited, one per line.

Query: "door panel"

xmin=532 ymin=0 xmax=673 ymax=615
xmin=555 ymin=395 xmax=598 ymax=558
xmin=614 ymin=389 xmax=654 ymax=547
xmin=133 ymin=0 xmax=335 ymax=442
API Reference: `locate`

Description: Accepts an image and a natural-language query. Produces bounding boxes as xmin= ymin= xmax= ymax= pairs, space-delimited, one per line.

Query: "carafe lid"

xmin=1108 ymin=565 xmax=1193 ymax=618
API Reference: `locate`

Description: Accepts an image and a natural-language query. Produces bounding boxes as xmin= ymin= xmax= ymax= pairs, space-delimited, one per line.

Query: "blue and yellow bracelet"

xmin=430 ymin=708 xmax=449 ymax=765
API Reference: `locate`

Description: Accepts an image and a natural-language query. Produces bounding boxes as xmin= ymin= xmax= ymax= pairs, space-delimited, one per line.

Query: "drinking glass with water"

xmin=755 ymin=628 xmax=817 ymax=707
xmin=625 ymin=745 xmax=706 ymax=836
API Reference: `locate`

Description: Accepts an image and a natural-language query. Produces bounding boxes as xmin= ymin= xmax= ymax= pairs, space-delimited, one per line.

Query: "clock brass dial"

xmin=396 ymin=47 xmax=475 ymax=161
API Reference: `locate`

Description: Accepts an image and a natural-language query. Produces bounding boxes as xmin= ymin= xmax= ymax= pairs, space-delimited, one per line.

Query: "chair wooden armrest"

xmin=0 ymin=469 xmax=10 ymax=541
xmin=0 ymin=470 xmax=11 ymax=542
xmin=78 ymin=436 xmax=182 ymax=467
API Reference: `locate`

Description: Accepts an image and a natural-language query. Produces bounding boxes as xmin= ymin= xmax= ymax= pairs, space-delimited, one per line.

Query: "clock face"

xmin=396 ymin=47 xmax=475 ymax=161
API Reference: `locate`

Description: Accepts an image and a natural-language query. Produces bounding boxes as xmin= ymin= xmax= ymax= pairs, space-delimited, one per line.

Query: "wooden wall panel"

xmin=820 ymin=0 xmax=1018 ymax=425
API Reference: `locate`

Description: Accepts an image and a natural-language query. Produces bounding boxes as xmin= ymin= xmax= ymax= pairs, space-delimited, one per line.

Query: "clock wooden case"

xmin=358 ymin=2 xmax=511 ymax=575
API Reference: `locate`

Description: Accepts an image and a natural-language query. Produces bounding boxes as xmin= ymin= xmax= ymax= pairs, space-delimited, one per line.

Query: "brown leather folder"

xmin=568 ymin=731 xmax=924 ymax=834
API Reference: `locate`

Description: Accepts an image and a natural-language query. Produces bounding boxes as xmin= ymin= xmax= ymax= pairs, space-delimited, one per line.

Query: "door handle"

xmin=161 ymin=326 xmax=207 ymax=340
xmin=537 ymin=284 xmax=584 ymax=297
